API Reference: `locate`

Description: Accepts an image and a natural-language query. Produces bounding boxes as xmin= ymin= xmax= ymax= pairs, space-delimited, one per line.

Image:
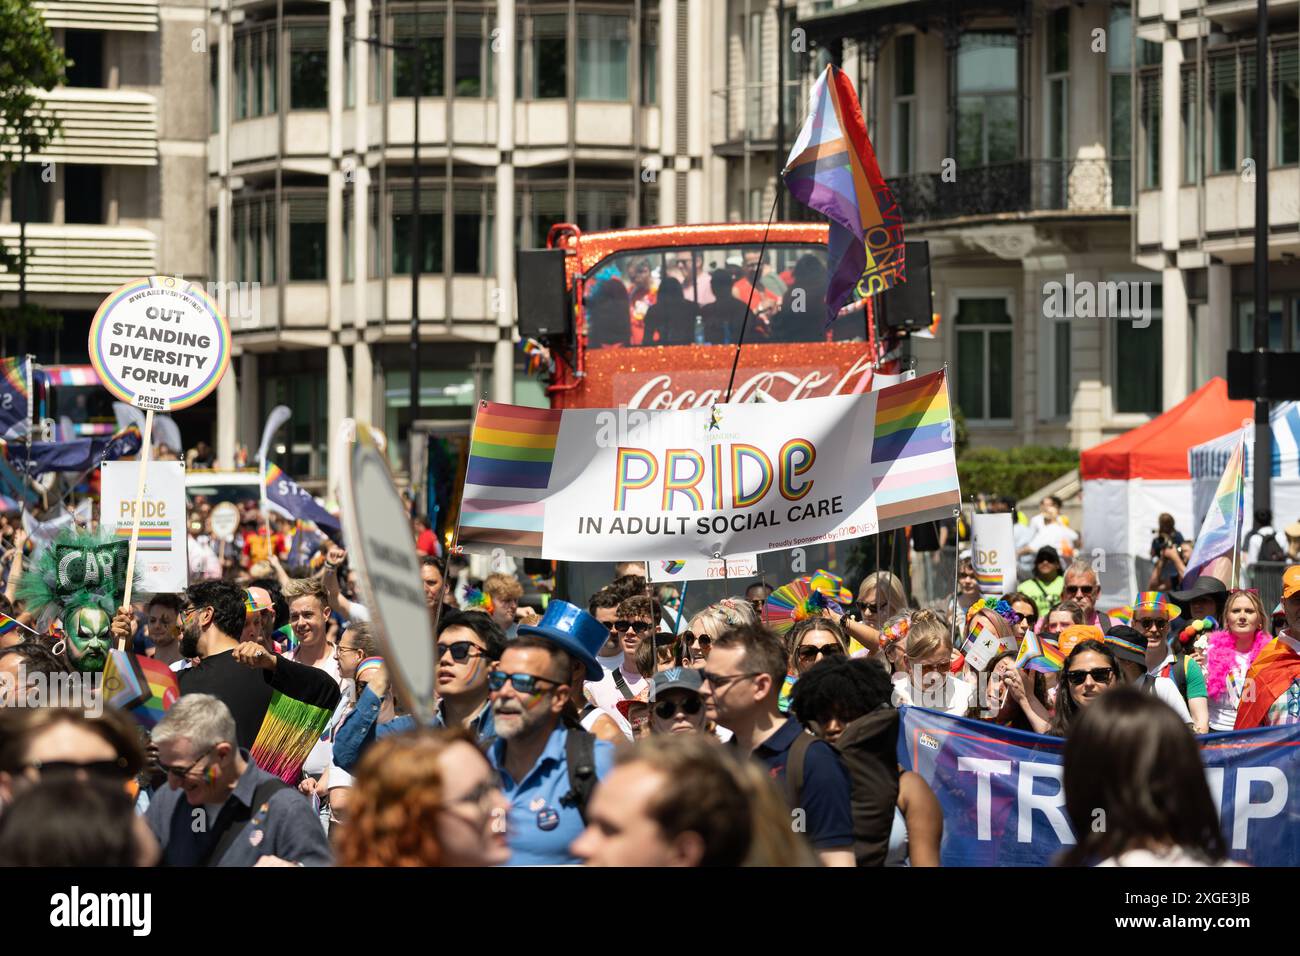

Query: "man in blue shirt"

xmin=332 ymin=610 xmax=502 ymax=771
xmin=701 ymin=623 xmax=855 ymax=866
xmin=489 ymin=600 xmax=615 ymax=866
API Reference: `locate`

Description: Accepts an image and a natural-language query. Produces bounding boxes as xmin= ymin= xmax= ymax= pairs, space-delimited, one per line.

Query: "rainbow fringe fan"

xmin=462 ymin=585 xmax=495 ymax=615
xmin=764 ymin=577 xmax=827 ymax=636
xmin=809 ymin=569 xmax=853 ymax=612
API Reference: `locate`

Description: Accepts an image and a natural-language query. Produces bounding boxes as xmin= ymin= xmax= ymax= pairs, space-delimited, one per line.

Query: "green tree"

xmin=0 ymin=0 xmax=68 ymax=342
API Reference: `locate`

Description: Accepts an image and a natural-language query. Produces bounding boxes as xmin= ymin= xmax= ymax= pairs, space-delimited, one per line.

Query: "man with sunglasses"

xmin=1110 ymin=599 xmax=1198 ymax=731
xmin=332 ymin=611 xmax=505 ymax=772
xmin=146 ymin=693 xmax=333 ymax=867
xmin=701 ymin=624 xmax=854 ymax=866
xmin=585 ymin=594 xmax=660 ymax=714
xmin=488 ymin=600 xmax=615 ymax=866
xmin=1061 ymin=562 xmax=1111 ymax=631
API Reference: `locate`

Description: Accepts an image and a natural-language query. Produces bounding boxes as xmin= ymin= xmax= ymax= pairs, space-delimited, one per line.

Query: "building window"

xmin=289 ymin=24 xmax=329 ymax=109
xmin=65 ymin=30 xmax=104 ymax=88
xmin=343 ymin=189 xmax=354 ymax=282
xmin=1139 ymin=73 xmax=1160 ymax=189
xmin=1236 ymin=296 xmax=1288 ymax=351
xmin=1181 ymin=65 xmax=1199 ymax=183
xmin=235 ymin=33 xmax=249 ymax=119
xmin=1278 ymin=44 xmax=1300 ymax=165
xmin=955 ymin=297 xmax=1012 ymax=423
xmin=234 ymin=30 xmax=278 ymax=119
xmin=894 ymin=34 xmax=915 ymax=175
xmin=390 ymin=185 xmax=443 ymax=275
xmin=288 ymin=194 xmax=327 ymax=281
xmin=520 ymin=187 xmax=566 ymax=249
xmin=745 ymin=11 xmax=765 ymax=133
xmin=1113 ymin=283 xmax=1162 ymax=414
xmin=210 ymin=43 xmax=220 ymax=134
xmin=392 ymin=11 xmax=444 ymax=97
xmin=264 ymin=369 xmax=328 ymax=478
xmin=577 ymin=14 xmax=629 ymax=100
xmin=1044 ymin=9 xmax=1069 ymax=207
xmin=10 ymin=165 xmax=53 ymax=223
xmin=641 ymin=15 xmax=658 ymax=105
xmin=576 ymin=187 xmax=630 ymax=232
xmin=1211 ymin=54 xmax=1237 ymax=174
xmin=343 ymin=16 xmax=355 ymax=108
xmin=1107 ymin=4 xmax=1132 ymax=204
xmin=453 ymin=188 xmax=493 ymax=274
xmin=63 ymin=165 xmax=103 ymax=224
xmin=1053 ymin=321 xmax=1071 ymax=419
xmin=533 ymin=13 xmax=567 ymax=98
xmin=455 ymin=12 xmax=484 ymax=96
xmin=956 ymin=33 xmax=1018 ymax=169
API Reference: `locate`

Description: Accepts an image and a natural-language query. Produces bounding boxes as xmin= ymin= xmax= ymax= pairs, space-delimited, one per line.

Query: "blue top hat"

xmin=515 ymin=600 xmax=607 ymax=681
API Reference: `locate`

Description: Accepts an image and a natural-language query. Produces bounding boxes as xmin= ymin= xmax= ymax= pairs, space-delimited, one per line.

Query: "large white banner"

xmin=100 ymin=460 xmax=188 ymax=594
xmin=459 ymin=370 xmax=960 ymax=561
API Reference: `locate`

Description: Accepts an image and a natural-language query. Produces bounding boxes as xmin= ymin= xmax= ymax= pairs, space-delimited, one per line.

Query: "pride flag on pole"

xmin=1184 ymin=432 xmax=1245 ymax=585
xmin=782 ymin=64 xmax=906 ymax=326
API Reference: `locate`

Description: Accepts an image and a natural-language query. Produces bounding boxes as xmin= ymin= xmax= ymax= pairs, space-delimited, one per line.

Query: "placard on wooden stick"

xmin=88 ymin=276 xmax=231 ymax=636
xmin=338 ymin=419 xmax=437 ymax=725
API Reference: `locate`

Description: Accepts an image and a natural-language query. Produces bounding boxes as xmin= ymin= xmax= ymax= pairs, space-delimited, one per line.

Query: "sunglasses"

xmin=1065 ymin=667 xmax=1116 ymax=686
xmin=701 ymin=670 xmax=760 ymax=690
xmin=654 ymin=696 xmax=703 ymax=720
xmin=797 ymin=643 xmax=845 ymax=663
xmin=861 ymin=601 xmax=883 ymax=613
xmin=1063 ymin=585 xmax=1096 ymax=596
xmin=1133 ymin=618 xmax=1170 ymax=632
xmin=488 ymin=670 xmax=565 ymax=695
xmin=615 ymin=620 xmax=652 ymax=634
xmin=683 ymin=631 xmax=712 ymax=647
xmin=157 ymin=745 xmax=216 ymax=780
xmin=25 ymin=758 xmax=133 ymax=781
xmin=438 ymin=640 xmax=486 ymax=663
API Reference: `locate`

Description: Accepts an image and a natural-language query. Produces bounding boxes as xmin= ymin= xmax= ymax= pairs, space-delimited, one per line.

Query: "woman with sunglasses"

xmin=856 ymin=571 xmax=907 ymax=633
xmin=1203 ymin=590 xmax=1272 ymax=732
xmin=684 ymin=599 xmax=754 ymax=667
xmin=1002 ymin=592 xmax=1039 ymax=644
xmin=337 ymin=727 xmax=511 ymax=867
xmin=1048 ymin=639 xmax=1123 ymax=736
xmin=779 ymin=618 xmax=849 ymax=715
xmin=646 ymin=667 xmax=730 ymax=741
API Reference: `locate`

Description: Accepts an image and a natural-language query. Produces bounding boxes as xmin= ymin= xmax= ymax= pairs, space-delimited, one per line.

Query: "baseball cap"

xmin=650 ymin=666 xmax=703 ymax=701
xmin=1284 ymin=566 xmax=1300 ymax=600
xmin=1035 ymin=546 xmax=1061 ymax=567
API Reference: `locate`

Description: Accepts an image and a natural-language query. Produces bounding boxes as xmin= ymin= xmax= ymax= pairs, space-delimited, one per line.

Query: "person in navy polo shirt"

xmin=701 ymin=623 xmax=855 ymax=866
xmin=489 ymin=600 xmax=615 ymax=866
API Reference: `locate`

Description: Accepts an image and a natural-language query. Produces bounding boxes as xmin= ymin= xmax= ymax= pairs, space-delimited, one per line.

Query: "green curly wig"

xmin=16 ymin=528 xmax=137 ymax=632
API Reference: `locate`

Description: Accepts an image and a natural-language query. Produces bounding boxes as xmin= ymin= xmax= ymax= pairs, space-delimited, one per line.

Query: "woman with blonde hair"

xmin=1201 ymin=589 xmax=1273 ymax=732
xmin=779 ymin=617 xmax=851 ymax=715
xmin=684 ymin=598 xmax=754 ymax=666
xmin=336 ymin=727 xmax=509 ymax=867
xmin=856 ymin=571 xmax=907 ymax=631
xmin=891 ymin=609 xmax=975 ymax=716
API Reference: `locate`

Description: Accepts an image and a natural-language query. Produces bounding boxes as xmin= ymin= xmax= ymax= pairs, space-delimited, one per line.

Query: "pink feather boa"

xmin=1204 ymin=628 xmax=1272 ymax=698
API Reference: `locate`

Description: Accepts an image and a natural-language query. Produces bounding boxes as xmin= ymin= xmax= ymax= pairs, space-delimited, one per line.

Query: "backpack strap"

xmin=610 ymin=668 xmax=635 ymax=700
xmin=784 ymin=730 xmax=814 ymax=812
xmin=203 ymin=777 xmax=287 ymax=866
xmin=560 ymin=727 xmax=598 ymax=825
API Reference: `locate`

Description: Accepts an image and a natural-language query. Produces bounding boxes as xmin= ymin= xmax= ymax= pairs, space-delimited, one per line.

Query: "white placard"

xmin=88 ymin=276 xmax=231 ymax=412
xmin=339 ymin=420 xmax=436 ymax=724
xmin=210 ymin=501 xmax=240 ymax=541
xmin=962 ymin=621 xmax=1003 ymax=672
xmin=647 ymin=554 xmax=760 ymax=583
xmin=971 ymin=513 xmax=1018 ymax=596
xmin=100 ymin=460 xmax=188 ymax=594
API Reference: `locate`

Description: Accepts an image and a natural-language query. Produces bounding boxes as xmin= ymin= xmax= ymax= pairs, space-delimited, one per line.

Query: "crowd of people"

xmin=3 ymin=489 xmax=1299 ymax=869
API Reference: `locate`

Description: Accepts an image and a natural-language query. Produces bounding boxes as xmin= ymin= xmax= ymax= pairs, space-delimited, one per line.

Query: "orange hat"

xmin=1058 ymin=624 xmax=1105 ymax=657
xmin=1283 ymin=566 xmax=1300 ymax=600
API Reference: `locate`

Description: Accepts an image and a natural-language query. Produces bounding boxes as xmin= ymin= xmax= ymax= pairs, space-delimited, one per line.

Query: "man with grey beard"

xmin=487 ymin=600 xmax=614 ymax=866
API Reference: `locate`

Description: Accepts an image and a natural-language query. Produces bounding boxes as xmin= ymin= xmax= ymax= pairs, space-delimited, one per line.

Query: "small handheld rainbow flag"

xmin=462 ymin=585 xmax=495 ymax=615
xmin=101 ymin=649 xmax=180 ymax=728
xmin=1015 ymin=630 xmax=1064 ymax=673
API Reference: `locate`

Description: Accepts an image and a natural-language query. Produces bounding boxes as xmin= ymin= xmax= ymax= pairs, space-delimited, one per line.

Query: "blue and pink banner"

xmin=899 ymin=706 xmax=1300 ymax=866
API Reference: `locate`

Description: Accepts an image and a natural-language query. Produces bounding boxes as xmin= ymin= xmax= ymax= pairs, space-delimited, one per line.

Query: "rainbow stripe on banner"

xmin=459 ymin=403 xmax=562 ymax=557
xmin=868 ymin=370 xmax=961 ymax=530
xmin=114 ymin=525 xmax=172 ymax=551
xmin=976 ymin=571 xmax=1003 ymax=595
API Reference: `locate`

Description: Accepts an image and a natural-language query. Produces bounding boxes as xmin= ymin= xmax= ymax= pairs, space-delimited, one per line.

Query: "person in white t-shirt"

xmin=282 ymin=577 xmax=343 ymax=687
xmin=1203 ymin=589 xmax=1273 ymax=732
xmin=890 ymin=609 xmax=974 ymax=716
xmin=1060 ymin=687 xmax=1235 ymax=867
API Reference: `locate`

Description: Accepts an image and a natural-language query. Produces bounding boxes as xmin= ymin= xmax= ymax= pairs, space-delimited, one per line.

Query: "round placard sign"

xmin=210 ymin=501 xmax=240 ymax=542
xmin=88 ymin=276 xmax=231 ymax=412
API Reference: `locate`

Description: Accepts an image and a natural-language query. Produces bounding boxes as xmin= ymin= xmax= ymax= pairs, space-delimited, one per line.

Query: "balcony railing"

xmin=0 ymin=225 xmax=157 ymax=295
xmin=886 ymin=158 xmax=1133 ymax=224
xmin=711 ymin=82 xmax=807 ymax=153
xmin=35 ymin=0 xmax=158 ymax=31
xmin=5 ymin=89 xmax=159 ymax=166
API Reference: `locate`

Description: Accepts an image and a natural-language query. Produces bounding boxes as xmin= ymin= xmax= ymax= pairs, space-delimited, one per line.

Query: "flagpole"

xmin=1232 ymin=430 xmax=1246 ymax=590
xmin=722 ymin=191 xmax=782 ymax=404
xmin=17 ymin=356 xmax=33 ymax=534
xmin=120 ymin=407 xmax=155 ymax=643
xmin=430 ymin=399 xmax=486 ymax=641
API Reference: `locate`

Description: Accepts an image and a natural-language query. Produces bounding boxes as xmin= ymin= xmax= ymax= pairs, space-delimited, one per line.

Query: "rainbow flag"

xmin=101 ymin=649 xmax=180 ymax=728
xmin=1015 ymin=631 xmax=1064 ymax=674
xmin=1184 ymin=432 xmax=1245 ymax=585
xmin=0 ymin=612 xmax=21 ymax=641
xmin=782 ymin=64 xmax=906 ymax=325
xmin=250 ymin=690 xmax=336 ymax=784
xmin=0 ymin=357 xmax=29 ymax=439
xmin=113 ymin=525 xmax=172 ymax=551
xmin=868 ymin=370 xmax=961 ymax=531
xmin=459 ymin=403 xmax=562 ymax=558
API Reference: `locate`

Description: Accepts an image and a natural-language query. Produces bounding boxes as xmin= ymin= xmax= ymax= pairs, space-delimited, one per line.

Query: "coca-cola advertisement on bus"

xmin=553 ymin=341 xmax=878 ymax=410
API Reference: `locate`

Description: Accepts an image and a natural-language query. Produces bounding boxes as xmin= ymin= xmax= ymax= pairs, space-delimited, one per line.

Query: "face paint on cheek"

xmin=521 ymin=691 xmax=547 ymax=710
xmin=204 ymin=765 xmax=218 ymax=785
